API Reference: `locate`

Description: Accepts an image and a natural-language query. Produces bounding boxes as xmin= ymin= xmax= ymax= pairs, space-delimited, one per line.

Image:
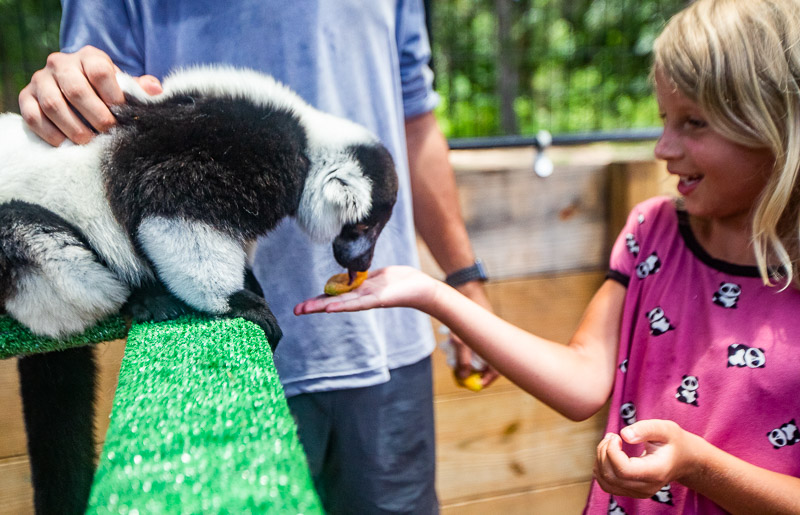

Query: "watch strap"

xmin=445 ymin=259 xmax=488 ymax=287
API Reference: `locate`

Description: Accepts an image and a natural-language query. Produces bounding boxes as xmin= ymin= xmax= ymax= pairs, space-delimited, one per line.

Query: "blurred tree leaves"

xmin=431 ymin=0 xmax=686 ymax=137
xmin=0 ymin=0 xmax=60 ymax=112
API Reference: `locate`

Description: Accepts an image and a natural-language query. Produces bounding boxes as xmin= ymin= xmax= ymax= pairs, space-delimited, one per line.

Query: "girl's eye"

xmin=686 ymin=117 xmax=707 ymax=129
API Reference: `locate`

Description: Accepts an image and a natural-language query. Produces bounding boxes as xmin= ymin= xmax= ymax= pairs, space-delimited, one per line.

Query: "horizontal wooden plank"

xmin=441 ymin=480 xmax=592 ymax=515
xmin=435 ymin=387 xmax=607 ymax=504
xmin=447 ymin=145 xmax=664 ymax=279
xmin=0 ymin=457 xmax=33 ymax=515
xmin=430 ymin=271 xmax=606 ymax=397
xmin=456 ymin=164 xmax=608 ymax=279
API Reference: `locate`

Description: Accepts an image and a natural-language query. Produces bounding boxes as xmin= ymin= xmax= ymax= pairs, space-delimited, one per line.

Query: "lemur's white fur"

xmin=3 ymin=219 xmax=130 ymax=337
xmin=124 ymin=66 xmax=376 ymax=241
xmin=0 ymin=113 xmax=152 ymax=286
xmin=137 ymin=216 xmax=246 ymax=313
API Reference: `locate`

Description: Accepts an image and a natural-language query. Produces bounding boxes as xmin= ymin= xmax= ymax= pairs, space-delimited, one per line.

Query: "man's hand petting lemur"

xmin=19 ymin=45 xmax=162 ymax=146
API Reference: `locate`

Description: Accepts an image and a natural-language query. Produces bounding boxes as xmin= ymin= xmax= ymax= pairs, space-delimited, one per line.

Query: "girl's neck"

xmin=688 ymin=213 xmax=756 ymax=266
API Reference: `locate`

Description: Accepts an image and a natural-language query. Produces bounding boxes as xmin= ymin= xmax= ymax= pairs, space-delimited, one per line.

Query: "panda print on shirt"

xmin=727 ymin=343 xmax=766 ymax=368
xmin=646 ymin=306 xmax=674 ymax=335
xmin=608 ymin=497 xmax=628 ymax=515
xmin=625 ymin=233 xmax=640 ymax=256
xmin=620 ymin=402 xmax=637 ymax=425
xmin=651 ymin=484 xmax=674 ymax=506
xmin=675 ymin=375 xmax=699 ymax=406
xmin=636 ymin=252 xmax=661 ymax=279
xmin=713 ymin=282 xmax=741 ymax=308
xmin=768 ymin=419 xmax=799 ymax=449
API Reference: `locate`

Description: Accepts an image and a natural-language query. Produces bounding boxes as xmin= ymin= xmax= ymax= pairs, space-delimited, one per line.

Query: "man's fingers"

xmin=28 ymin=72 xmax=94 ymax=144
xmin=19 ymin=85 xmax=67 ymax=146
xmin=136 ymin=75 xmax=164 ymax=95
xmin=56 ymin=66 xmax=118 ymax=134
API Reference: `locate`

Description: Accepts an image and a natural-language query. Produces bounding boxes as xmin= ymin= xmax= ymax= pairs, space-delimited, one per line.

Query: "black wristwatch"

xmin=445 ymin=259 xmax=489 ymax=287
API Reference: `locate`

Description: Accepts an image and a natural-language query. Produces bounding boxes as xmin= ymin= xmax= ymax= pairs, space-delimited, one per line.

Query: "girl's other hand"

xmin=294 ymin=265 xmax=439 ymax=316
xmin=593 ymin=419 xmax=699 ymax=498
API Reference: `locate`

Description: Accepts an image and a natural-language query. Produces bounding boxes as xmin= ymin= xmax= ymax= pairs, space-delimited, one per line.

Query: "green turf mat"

xmin=87 ymin=315 xmax=322 ymax=514
xmin=0 ymin=315 xmax=128 ymax=360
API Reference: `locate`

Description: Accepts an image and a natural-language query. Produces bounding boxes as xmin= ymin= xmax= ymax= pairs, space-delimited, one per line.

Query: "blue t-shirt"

xmin=60 ymin=0 xmax=439 ymax=396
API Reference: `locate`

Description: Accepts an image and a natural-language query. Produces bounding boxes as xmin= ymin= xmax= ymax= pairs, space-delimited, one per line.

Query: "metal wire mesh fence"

xmin=430 ymin=0 xmax=687 ymax=138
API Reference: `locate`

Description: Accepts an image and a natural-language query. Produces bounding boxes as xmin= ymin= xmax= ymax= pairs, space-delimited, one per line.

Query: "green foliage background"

xmin=431 ymin=0 xmax=686 ymax=137
xmin=0 ymin=0 xmax=685 ymax=138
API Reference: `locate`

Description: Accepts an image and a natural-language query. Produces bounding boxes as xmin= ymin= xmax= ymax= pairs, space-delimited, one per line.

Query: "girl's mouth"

xmin=677 ymin=174 xmax=703 ymax=195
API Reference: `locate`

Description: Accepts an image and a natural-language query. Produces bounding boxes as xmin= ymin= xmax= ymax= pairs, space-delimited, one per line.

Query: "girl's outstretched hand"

xmin=294 ymin=266 xmax=439 ymax=316
xmin=594 ymin=419 xmax=699 ymax=498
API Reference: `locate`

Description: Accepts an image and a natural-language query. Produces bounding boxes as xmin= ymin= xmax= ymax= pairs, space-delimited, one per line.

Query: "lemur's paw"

xmin=123 ymin=283 xmax=193 ymax=322
xmin=227 ymin=289 xmax=282 ymax=351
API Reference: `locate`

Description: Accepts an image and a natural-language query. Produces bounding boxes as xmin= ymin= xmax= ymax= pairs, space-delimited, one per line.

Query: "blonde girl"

xmin=296 ymin=0 xmax=800 ymax=512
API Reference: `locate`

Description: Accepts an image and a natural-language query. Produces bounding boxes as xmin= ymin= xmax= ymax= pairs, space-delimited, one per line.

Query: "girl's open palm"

xmin=294 ymin=266 xmax=438 ymax=316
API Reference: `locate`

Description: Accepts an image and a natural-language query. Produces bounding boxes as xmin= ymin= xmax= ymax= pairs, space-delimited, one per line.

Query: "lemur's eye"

xmin=355 ymin=224 xmax=369 ymax=233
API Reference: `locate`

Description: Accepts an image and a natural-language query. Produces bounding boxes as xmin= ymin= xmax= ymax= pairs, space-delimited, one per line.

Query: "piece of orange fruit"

xmin=457 ymin=372 xmax=484 ymax=392
xmin=324 ymin=271 xmax=368 ymax=296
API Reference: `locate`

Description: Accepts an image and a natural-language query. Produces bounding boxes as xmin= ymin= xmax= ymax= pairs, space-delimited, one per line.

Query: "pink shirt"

xmin=584 ymin=197 xmax=800 ymax=514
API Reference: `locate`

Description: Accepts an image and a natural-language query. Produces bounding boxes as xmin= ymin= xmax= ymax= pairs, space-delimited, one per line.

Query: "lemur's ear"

xmin=297 ymin=163 xmax=373 ymax=242
xmin=321 ymin=163 xmax=372 ymax=224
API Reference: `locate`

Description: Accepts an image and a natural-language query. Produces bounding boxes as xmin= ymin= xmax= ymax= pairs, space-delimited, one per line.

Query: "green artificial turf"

xmin=87 ymin=315 xmax=322 ymax=514
xmin=0 ymin=313 xmax=321 ymax=513
xmin=0 ymin=315 xmax=128 ymax=360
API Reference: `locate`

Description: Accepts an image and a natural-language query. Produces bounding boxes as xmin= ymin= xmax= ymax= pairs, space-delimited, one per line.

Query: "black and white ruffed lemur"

xmin=0 ymin=66 xmax=398 ymax=514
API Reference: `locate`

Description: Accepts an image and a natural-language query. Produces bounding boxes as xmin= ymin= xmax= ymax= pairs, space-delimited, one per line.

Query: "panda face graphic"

xmin=651 ymin=484 xmax=673 ymax=505
xmin=646 ymin=307 xmax=674 ymax=336
xmin=608 ymin=497 xmax=627 ymax=515
xmin=680 ymin=375 xmax=698 ymax=391
xmin=727 ymin=343 xmax=766 ymax=368
xmin=625 ymin=233 xmax=640 ymax=256
xmin=768 ymin=419 xmax=799 ymax=449
xmin=676 ymin=375 xmax=699 ymax=406
xmin=635 ymin=252 xmax=661 ymax=279
xmin=713 ymin=282 xmax=741 ymax=308
xmin=620 ymin=402 xmax=637 ymax=425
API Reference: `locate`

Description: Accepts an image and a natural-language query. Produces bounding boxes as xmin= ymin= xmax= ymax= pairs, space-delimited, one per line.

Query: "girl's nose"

xmin=654 ymin=128 xmax=681 ymax=161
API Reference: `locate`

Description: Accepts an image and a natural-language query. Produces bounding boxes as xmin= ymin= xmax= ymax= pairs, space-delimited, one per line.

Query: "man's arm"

xmin=405 ymin=111 xmax=499 ymax=386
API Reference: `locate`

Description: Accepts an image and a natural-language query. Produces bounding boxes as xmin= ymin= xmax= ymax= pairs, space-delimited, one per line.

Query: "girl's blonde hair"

xmin=653 ymin=0 xmax=800 ymax=287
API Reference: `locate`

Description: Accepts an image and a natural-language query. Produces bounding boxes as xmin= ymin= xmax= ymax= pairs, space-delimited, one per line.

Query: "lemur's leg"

xmin=0 ymin=201 xmax=130 ymax=338
xmin=0 ymin=202 xmax=127 ymax=514
xmin=18 ymin=346 xmax=97 ymax=515
xmin=137 ymin=216 xmax=282 ymax=348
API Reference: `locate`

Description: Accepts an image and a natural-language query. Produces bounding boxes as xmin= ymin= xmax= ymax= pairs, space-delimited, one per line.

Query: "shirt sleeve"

xmin=607 ymin=205 xmax=648 ymax=287
xmin=60 ymin=0 xmax=145 ymax=76
xmin=395 ymin=0 xmax=440 ymax=119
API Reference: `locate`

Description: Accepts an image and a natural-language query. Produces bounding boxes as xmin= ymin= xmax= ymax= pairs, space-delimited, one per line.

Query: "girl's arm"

xmin=295 ymin=266 xmax=625 ymax=420
xmin=595 ymin=419 xmax=800 ymax=514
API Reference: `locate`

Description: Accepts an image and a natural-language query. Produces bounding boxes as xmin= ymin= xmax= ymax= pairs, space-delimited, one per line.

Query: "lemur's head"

xmin=297 ymin=111 xmax=398 ymax=277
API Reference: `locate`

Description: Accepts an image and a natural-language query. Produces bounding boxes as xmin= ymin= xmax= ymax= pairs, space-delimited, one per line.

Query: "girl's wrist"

xmin=675 ymin=429 xmax=711 ymax=488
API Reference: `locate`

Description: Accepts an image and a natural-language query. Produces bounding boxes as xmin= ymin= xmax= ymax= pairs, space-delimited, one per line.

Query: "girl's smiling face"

xmin=653 ymin=69 xmax=775 ymax=226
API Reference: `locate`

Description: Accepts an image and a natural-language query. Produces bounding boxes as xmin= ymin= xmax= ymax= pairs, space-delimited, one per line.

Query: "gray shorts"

xmin=287 ymin=356 xmax=438 ymax=515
